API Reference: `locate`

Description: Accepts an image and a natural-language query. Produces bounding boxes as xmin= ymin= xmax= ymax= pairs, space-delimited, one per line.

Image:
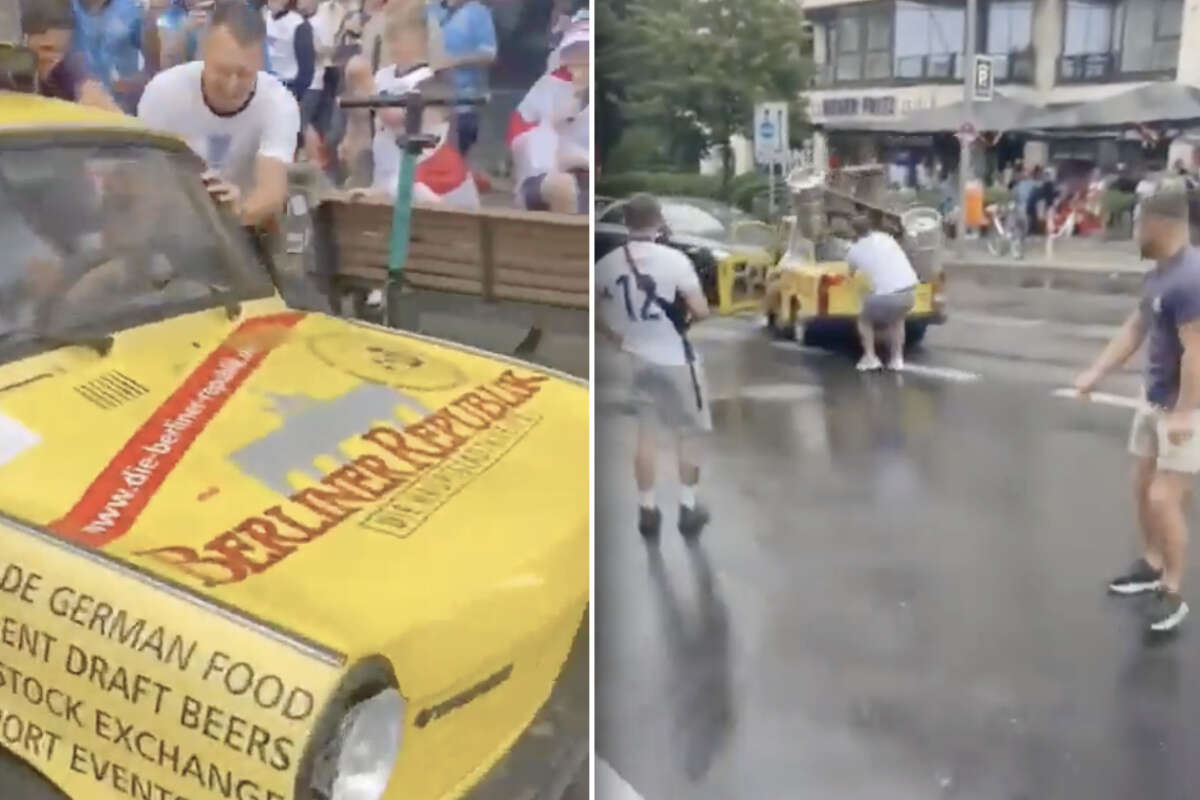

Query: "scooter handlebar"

xmin=339 ymin=92 xmax=489 ymax=109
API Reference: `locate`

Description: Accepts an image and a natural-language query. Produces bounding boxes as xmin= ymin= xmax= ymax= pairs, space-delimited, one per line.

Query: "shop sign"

xmin=820 ymin=96 xmax=897 ymax=118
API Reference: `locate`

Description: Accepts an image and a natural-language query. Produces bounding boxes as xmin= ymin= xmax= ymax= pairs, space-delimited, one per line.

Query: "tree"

xmin=602 ymin=0 xmax=811 ymax=188
xmin=595 ymin=0 xmax=628 ymax=168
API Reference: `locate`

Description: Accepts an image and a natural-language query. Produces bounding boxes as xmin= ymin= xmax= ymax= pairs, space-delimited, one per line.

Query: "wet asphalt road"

xmin=596 ymin=286 xmax=1199 ymax=800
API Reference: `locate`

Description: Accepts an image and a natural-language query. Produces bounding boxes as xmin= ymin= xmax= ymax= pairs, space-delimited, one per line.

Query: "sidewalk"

xmin=944 ymin=236 xmax=1149 ymax=295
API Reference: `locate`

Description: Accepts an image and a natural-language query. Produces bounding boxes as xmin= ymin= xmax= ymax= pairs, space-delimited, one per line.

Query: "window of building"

xmin=1062 ymin=1 xmax=1118 ymax=56
xmin=825 ymin=4 xmax=893 ymax=84
xmin=1121 ymin=0 xmax=1181 ymax=72
xmin=985 ymin=0 xmax=1034 ymax=81
xmin=1060 ymin=0 xmax=1179 ymax=80
xmin=894 ymin=1 xmax=965 ymax=80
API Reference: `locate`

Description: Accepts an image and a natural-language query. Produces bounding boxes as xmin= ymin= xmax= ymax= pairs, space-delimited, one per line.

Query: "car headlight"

xmin=330 ymin=689 xmax=405 ymax=799
xmin=302 ymin=658 xmax=405 ymax=800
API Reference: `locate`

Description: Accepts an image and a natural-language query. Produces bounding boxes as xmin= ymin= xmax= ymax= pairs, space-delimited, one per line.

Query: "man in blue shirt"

xmin=431 ymin=0 xmax=496 ymax=156
xmin=71 ymin=0 xmax=149 ymax=112
xmin=1076 ymin=178 xmax=1200 ymax=634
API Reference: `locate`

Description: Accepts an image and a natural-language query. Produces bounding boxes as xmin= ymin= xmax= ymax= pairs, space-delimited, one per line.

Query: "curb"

xmin=944 ymin=259 xmax=1145 ymax=296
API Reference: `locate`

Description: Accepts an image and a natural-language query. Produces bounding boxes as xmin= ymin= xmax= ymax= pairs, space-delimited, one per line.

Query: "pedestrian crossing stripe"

xmin=900 ymin=364 xmax=981 ymax=383
xmin=1051 ymin=388 xmax=1140 ymax=409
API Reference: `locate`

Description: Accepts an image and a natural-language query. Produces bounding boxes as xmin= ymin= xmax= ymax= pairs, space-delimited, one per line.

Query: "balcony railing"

xmin=1057 ymin=52 xmax=1119 ymax=83
xmin=986 ymin=50 xmax=1035 ymax=84
xmin=894 ymin=53 xmax=959 ymax=81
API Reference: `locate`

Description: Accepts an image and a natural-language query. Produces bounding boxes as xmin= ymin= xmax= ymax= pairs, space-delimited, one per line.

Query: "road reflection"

xmin=646 ymin=544 xmax=734 ymax=782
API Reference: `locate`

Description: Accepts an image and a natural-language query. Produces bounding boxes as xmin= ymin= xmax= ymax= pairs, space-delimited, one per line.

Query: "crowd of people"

xmin=19 ymin=0 xmax=591 ymax=221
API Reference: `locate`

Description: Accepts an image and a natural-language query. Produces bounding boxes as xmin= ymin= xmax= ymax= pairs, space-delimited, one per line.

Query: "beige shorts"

xmin=628 ymin=354 xmax=713 ymax=434
xmin=1128 ymin=404 xmax=1200 ymax=473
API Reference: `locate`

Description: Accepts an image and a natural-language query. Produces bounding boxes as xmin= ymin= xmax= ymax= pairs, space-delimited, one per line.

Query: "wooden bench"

xmin=315 ymin=197 xmax=590 ymax=310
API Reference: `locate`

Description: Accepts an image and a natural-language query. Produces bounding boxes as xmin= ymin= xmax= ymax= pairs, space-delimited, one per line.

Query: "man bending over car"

xmin=137 ymin=0 xmax=300 ymax=228
xmin=846 ymin=213 xmax=919 ymax=372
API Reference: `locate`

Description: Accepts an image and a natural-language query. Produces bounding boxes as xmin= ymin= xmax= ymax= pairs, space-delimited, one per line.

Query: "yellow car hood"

xmin=0 ymin=299 xmax=588 ymax=658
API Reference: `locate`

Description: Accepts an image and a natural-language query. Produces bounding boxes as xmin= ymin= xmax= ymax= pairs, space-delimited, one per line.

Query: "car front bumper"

xmin=799 ymin=311 xmax=948 ymax=326
xmin=466 ymin=619 xmax=589 ymax=800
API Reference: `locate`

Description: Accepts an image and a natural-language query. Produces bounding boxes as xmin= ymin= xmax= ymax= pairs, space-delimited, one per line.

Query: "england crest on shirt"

xmin=206 ymin=135 xmax=233 ymax=170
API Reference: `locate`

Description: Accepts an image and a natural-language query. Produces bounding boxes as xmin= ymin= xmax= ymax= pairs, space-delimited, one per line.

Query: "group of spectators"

xmin=19 ymin=0 xmax=590 ymax=225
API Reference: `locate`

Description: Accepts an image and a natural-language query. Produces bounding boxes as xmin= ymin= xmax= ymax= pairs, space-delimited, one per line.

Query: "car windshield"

xmin=661 ymin=202 xmax=728 ymax=240
xmin=660 ymin=198 xmax=774 ymax=249
xmin=0 ymin=141 xmax=273 ymax=357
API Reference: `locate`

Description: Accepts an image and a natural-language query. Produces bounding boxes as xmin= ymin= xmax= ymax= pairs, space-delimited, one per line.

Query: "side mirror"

xmin=0 ymin=43 xmax=37 ymax=93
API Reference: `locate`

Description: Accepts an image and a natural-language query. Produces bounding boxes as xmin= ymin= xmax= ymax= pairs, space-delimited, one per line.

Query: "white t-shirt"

xmin=595 ymin=240 xmax=701 ymax=367
xmin=138 ymin=62 xmax=301 ymax=192
xmin=308 ymin=2 xmax=343 ymax=91
xmin=508 ymin=69 xmax=588 ymax=200
xmin=264 ymin=8 xmax=306 ymax=83
xmin=845 ymin=231 xmax=919 ymax=295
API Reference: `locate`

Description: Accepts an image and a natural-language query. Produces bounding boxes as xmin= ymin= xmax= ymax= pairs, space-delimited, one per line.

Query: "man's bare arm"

xmin=77 ymin=80 xmax=122 ymax=113
xmin=242 ymin=156 xmax=289 ymax=227
xmin=1089 ymin=309 xmax=1149 ymax=378
xmin=683 ymin=288 xmax=710 ymax=323
xmin=595 ymin=291 xmax=622 ymax=347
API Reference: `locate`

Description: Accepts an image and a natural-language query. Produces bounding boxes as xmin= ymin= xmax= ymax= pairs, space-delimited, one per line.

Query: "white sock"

xmin=639 ymin=490 xmax=655 ymax=509
xmin=680 ymin=485 xmax=697 ymax=509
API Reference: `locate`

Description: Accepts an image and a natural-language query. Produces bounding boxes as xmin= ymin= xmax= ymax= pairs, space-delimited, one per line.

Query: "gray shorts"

xmin=1128 ymin=404 xmax=1200 ymax=474
xmin=863 ymin=288 xmax=916 ymax=325
xmin=629 ymin=354 xmax=713 ymax=434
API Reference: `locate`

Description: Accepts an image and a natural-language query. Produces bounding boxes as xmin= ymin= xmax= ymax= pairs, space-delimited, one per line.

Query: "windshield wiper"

xmin=0 ymin=331 xmax=114 ymax=357
xmin=150 ymin=275 xmax=242 ymax=321
xmin=208 ymin=284 xmax=242 ymax=321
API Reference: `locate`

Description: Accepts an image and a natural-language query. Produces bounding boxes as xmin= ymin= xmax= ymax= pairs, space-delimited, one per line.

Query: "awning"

xmin=819 ymin=93 xmax=1042 ymax=134
xmin=1023 ymin=82 xmax=1200 ymax=130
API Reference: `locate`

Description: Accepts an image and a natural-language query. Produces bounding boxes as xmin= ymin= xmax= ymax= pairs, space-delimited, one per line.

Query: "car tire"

xmin=0 ymin=747 xmax=70 ymax=800
xmin=905 ymin=321 xmax=928 ymax=349
xmin=785 ymin=301 xmax=802 ymax=341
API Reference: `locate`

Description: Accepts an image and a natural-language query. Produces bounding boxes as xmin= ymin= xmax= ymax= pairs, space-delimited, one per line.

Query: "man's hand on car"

xmin=202 ymin=172 xmax=243 ymax=220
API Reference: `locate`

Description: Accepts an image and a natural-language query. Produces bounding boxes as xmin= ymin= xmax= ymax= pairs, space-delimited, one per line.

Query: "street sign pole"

xmin=755 ymin=101 xmax=788 ymax=219
xmin=957 ymin=0 xmax=978 ymax=256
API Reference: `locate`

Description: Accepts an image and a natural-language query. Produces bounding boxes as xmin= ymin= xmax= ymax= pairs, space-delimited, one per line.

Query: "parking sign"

xmin=755 ymin=101 xmax=788 ymax=164
xmin=973 ymin=56 xmax=994 ymax=102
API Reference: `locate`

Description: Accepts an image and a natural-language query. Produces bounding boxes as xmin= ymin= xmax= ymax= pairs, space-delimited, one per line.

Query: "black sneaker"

xmin=1107 ymin=558 xmax=1163 ymax=595
xmin=1145 ymin=589 xmax=1189 ymax=633
xmin=678 ymin=504 xmax=711 ymax=540
xmin=638 ymin=507 xmax=662 ymax=540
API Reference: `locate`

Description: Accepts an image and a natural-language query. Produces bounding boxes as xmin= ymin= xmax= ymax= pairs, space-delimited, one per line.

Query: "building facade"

xmin=802 ymin=0 xmax=1200 ymax=172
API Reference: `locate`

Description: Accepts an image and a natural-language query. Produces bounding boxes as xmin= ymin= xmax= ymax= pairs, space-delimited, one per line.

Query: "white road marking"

xmin=1051 ymin=388 xmax=1141 ymax=409
xmin=597 ymin=759 xmax=646 ymax=800
xmin=690 ymin=326 xmax=758 ymax=343
xmin=739 ymin=383 xmax=824 ymax=402
xmin=953 ymin=311 xmax=1046 ymax=328
xmin=769 ymin=340 xmax=831 ymax=357
xmin=900 ymin=364 xmax=982 ymax=383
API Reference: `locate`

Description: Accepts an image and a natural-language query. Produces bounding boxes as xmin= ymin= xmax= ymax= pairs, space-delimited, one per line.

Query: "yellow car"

xmin=763 ymin=216 xmax=947 ymax=347
xmin=0 ymin=92 xmax=587 ymax=799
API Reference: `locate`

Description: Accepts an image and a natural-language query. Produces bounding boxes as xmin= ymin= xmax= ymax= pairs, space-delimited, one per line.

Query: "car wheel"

xmin=784 ymin=301 xmax=802 ymax=341
xmin=905 ymin=321 xmax=928 ymax=349
xmin=0 ymin=748 xmax=70 ymax=800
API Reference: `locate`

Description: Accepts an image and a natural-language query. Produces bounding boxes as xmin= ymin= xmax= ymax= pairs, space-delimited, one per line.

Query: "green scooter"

xmin=339 ymin=89 xmax=486 ymax=329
